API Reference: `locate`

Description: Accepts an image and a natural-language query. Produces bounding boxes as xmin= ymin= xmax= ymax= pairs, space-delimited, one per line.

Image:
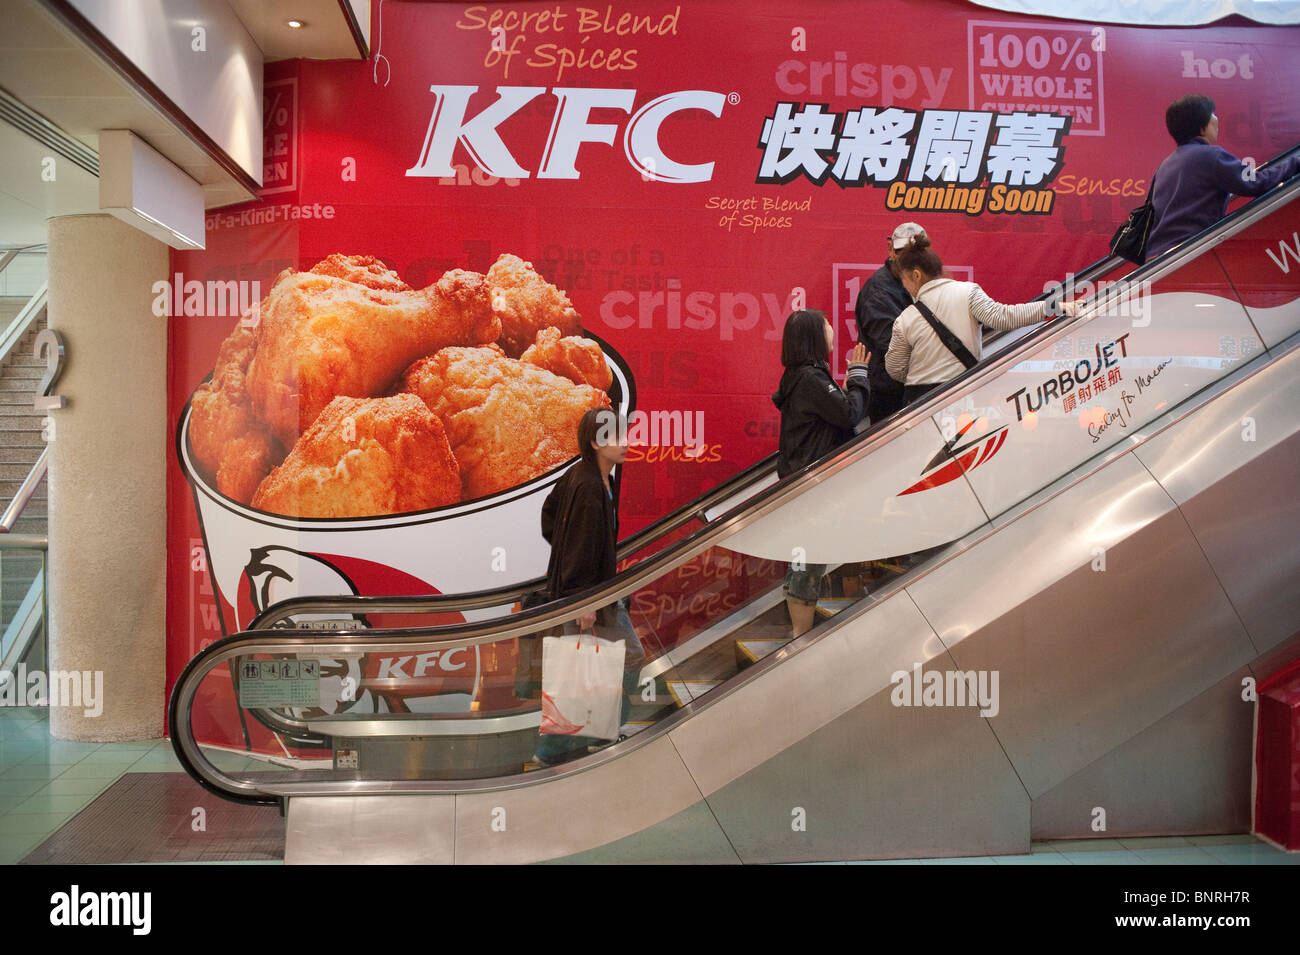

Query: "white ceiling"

xmin=0 ymin=119 xmax=99 ymax=249
xmin=229 ymin=0 xmax=367 ymax=62
xmin=0 ymin=0 xmax=367 ymax=248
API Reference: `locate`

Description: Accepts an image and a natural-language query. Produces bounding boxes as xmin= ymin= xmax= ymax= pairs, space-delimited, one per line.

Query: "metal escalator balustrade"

xmin=171 ymin=149 xmax=1300 ymax=805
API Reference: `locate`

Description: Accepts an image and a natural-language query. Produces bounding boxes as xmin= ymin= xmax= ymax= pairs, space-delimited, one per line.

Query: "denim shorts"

xmin=784 ymin=562 xmax=827 ymax=605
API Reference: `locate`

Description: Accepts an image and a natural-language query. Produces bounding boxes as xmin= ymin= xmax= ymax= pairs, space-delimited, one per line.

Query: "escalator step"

xmin=815 ymin=597 xmax=857 ymax=618
xmin=736 ymin=638 xmax=792 ymax=665
xmin=665 ymin=680 xmax=722 ymax=707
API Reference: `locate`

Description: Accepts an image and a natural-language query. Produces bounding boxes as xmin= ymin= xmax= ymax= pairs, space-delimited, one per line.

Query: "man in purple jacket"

xmin=1145 ymin=94 xmax=1300 ymax=260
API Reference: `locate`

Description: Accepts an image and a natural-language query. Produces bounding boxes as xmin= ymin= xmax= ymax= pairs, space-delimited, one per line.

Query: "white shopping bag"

xmin=540 ymin=634 xmax=626 ymax=740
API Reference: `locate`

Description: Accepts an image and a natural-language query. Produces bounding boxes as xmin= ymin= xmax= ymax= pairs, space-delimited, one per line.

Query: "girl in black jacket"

xmin=772 ymin=309 xmax=870 ymax=635
xmin=533 ymin=408 xmax=645 ymax=766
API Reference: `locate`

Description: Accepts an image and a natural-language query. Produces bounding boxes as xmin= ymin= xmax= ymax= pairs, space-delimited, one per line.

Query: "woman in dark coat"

xmin=1146 ymin=94 xmax=1300 ymax=260
xmin=772 ymin=309 xmax=870 ymax=636
xmin=532 ymin=407 xmax=645 ymax=766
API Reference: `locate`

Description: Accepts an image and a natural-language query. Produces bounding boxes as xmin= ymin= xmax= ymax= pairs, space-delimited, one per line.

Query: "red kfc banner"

xmin=166 ymin=0 xmax=1300 ymax=747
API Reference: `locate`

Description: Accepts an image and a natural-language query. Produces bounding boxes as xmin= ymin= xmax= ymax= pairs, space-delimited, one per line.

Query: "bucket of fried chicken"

xmin=178 ymin=252 xmax=634 ymax=676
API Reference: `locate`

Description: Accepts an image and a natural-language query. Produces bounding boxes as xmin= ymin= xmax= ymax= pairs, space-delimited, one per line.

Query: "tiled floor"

xmin=2 ymin=706 xmax=1297 ymax=865
xmin=0 ymin=706 xmax=277 ymax=864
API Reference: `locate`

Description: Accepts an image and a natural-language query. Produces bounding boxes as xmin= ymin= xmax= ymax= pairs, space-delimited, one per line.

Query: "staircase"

xmin=0 ymin=297 xmax=48 ymax=536
xmin=0 ymin=292 xmax=48 ymax=668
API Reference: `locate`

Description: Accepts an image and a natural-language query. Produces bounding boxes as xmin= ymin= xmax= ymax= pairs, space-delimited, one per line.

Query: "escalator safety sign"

xmin=237 ymin=658 xmax=320 ymax=707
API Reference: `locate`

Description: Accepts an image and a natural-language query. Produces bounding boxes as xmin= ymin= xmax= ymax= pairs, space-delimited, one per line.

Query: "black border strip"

xmin=40 ymin=0 xmax=261 ymax=200
xmin=337 ymin=0 xmax=370 ymax=58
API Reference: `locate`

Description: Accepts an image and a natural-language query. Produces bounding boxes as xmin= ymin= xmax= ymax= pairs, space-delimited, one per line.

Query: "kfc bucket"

xmin=176 ymin=253 xmax=635 ymax=637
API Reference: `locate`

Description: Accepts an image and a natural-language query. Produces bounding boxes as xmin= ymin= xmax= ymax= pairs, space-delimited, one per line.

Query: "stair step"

xmin=0 ymin=405 xmax=45 ymax=418
xmin=814 ymin=597 xmax=858 ymax=618
xmin=0 ymin=479 xmax=47 ymax=493
xmin=664 ymin=680 xmax=722 ymax=707
xmin=0 ymin=494 xmax=46 ymax=508
xmin=3 ymin=492 xmax=48 ymax=507
xmin=0 ymin=465 xmax=44 ymax=481
xmin=735 ymin=637 xmax=793 ymax=665
xmin=5 ymin=523 xmax=48 ymax=538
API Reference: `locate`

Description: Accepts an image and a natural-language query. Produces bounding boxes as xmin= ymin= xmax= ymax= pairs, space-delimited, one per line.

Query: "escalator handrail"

xmin=222 ymin=326 xmax=1300 ymax=805
xmin=172 ymin=147 xmax=1300 ymax=802
xmin=177 ymin=319 xmax=1300 ymax=804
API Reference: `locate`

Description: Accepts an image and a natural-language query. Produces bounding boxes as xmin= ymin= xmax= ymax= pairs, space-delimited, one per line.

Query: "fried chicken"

xmin=403 ymin=347 xmax=609 ymax=500
xmin=246 ymin=262 xmax=499 ymax=447
xmin=487 ymin=254 xmax=582 ymax=357
xmin=189 ymin=324 xmax=283 ymax=504
xmin=252 ymin=394 xmax=460 ymax=518
xmin=520 ymin=326 xmax=613 ymax=390
xmin=308 ymin=253 xmax=412 ymax=291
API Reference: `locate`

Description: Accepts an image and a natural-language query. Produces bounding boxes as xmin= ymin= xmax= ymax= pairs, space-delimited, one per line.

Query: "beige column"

xmin=45 ymin=214 xmax=167 ymax=741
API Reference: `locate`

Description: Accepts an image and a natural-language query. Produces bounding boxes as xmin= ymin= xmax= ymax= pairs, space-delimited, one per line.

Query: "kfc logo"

xmin=406 ymin=85 xmax=727 ymax=183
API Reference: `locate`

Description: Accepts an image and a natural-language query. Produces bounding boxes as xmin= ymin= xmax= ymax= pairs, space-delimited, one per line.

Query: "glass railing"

xmin=0 ymin=536 xmax=47 ymax=675
xmin=171 ymin=148 xmax=1300 ymax=804
xmin=1 ymin=244 xmax=50 ymax=679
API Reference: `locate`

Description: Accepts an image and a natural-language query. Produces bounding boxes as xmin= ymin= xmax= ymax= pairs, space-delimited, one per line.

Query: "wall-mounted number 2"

xmin=34 ymin=328 xmax=67 ymax=411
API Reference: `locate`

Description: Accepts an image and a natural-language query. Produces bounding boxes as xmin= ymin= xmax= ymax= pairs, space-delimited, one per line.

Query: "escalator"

xmin=170 ymin=151 xmax=1300 ymax=863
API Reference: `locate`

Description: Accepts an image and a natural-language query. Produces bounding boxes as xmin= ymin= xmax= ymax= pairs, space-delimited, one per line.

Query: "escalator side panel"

xmin=1030 ymin=665 xmax=1254 ymax=840
xmin=541 ymin=802 xmax=742 ymax=865
xmin=452 ymin=735 xmax=710 ymax=865
xmin=666 ymin=588 xmax=943 ymax=797
xmin=1135 ymin=345 xmax=1300 ymax=653
xmin=722 ymin=418 xmax=989 ymax=564
xmin=910 ymin=453 xmax=1258 ymax=799
xmin=950 ymin=290 xmax=1258 ymax=523
xmin=285 ymin=794 xmax=457 ymax=864
xmin=700 ymin=669 xmax=1030 ymax=863
xmin=1211 ymin=198 xmax=1300 ymax=349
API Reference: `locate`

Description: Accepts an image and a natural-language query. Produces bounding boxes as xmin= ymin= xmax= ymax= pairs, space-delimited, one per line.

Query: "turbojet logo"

xmin=1005 ymin=332 xmax=1130 ymax=421
xmin=50 ymin=885 xmax=150 ymax=935
xmin=891 ymin=663 xmax=999 ymax=717
xmin=0 ymin=666 xmax=103 ymax=717
xmin=897 ymin=417 xmax=1008 ymax=496
xmin=406 ymin=86 xmax=726 ymax=183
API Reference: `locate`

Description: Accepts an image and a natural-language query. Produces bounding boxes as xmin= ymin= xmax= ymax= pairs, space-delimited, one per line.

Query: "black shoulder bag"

xmin=913 ymin=298 xmax=977 ymax=370
xmin=1110 ymin=174 xmax=1156 ymax=265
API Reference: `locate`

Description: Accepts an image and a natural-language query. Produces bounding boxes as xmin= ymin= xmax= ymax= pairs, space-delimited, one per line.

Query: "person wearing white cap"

xmin=885 ymin=234 xmax=1076 ymax=404
xmin=853 ymin=222 xmax=926 ymax=422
